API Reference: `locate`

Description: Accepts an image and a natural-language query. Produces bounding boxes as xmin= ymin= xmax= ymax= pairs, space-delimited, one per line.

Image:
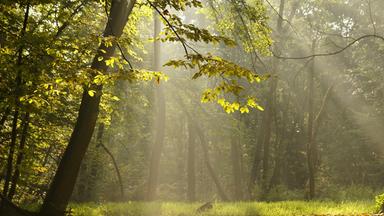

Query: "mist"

xmin=0 ymin=0 xmax=384 ymax=215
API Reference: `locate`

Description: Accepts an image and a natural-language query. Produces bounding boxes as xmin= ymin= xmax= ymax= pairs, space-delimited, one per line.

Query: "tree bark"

xmin=39 ymin=1 xmax=135 ymax=215
xmin=146 ymin=11 xmax=166 ymax=201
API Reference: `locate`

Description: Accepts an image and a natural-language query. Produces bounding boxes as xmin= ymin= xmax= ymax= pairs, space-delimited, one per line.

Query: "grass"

xmin=69 ymin=201 xmax=376 ymax=216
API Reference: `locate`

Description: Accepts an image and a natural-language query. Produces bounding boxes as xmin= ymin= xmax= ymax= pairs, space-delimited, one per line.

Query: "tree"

xmin=39 ymin=0 xmax=135 ymax=215
xmin=146 ymin=11 xmax=166 ymax=201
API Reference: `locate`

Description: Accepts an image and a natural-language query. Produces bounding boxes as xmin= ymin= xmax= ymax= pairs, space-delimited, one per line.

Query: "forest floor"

xmin=68 ymin=201 xmax=376 ymax=216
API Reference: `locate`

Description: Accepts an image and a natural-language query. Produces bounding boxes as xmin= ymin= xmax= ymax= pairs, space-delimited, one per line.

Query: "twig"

xmin=264 ymin=0 xmax=299 ymax=36
xmin=368 ymin=0 xmax=376 ymax=35
xmin=147 ymin=0 xmax=190 ymax=56
xmin=116 ymin=42 xmax=134 ymax=69
xmin=274 ymin=34 xmax=384 ymax=60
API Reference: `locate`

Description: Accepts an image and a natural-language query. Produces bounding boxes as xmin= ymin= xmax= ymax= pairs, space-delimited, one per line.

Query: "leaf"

xmin=240 ymin=106 xmax=250 ymax=113
xmin=111 ymin=96 xmax=120 ymax=101
xmin=256 ymin=105 xmax=264 ymax=111
xmin=88 ymin=90 xmax=96 ymax=97
xmin=105 ymin=58 xmax=115 ymax=67
xmin=217 ymin=98 xmax=226 ymax=106
xmin=233 ymin=102 xmax=240 ymax=110
xmin=247 ymin=98 xmax=257 ymax=108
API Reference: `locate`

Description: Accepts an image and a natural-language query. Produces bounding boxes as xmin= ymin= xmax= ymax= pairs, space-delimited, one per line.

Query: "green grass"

xmin=69 ymin=201 xmax=375 ymax=216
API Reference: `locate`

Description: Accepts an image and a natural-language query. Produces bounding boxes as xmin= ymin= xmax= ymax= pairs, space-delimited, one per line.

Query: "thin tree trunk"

xmin=3 ymin=109 xmax=20 ymax=197
xmin=195 ymin=125 xmax=229 ymax=201
xmin=0 ymin=107 xmax=11 ymax=132
xmin=261 ymin=82 xmax=274 ymax=192
xmin=187 ymin=120 xmax=196 ymax=201
xmin=2 ymin=2 xmax=30 ymax=198
xmin=39 ymin=1 xmax=135 ymax=215
xmin=146 ymin=11 xmax=166 ymax=201
xmin=175 ymin=94 xmax=229 ymax=201
xmin=8 ymin=112 xmax=30 ymax=200
xmin=269 ymin=98 xmax=287 ymax=189
xmin=306 ymin=41 xmax=316 ymax=200
xmin=97 ymin=124 xmax=124 ymax=200
xmin=230 ymin=133 xmax=242 ymax=200
xmin=307 ymin=83 xmax=333 ymax=199
xmin=248 ymin=116 xmax=264 ymax=197
xmin=259 ymin=0 xmax=285 ymax=196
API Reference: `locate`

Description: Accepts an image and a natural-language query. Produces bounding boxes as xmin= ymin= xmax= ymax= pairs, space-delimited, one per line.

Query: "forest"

xmin=1 ymin=0 xmax=384 ymax=215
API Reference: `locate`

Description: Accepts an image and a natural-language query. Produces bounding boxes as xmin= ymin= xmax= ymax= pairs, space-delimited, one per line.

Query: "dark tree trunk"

xmin=3 ymin=108 xmax=20 ymax=197
xmin=8 ymin=112 xmax=30 ymax=200
xmin=146 ymin=12 xmax=166 ymax=201
xmin=2 ymin=2 xmax=30 ymax=198
xmin=0 ymin=107 xmax=11 ymax=132
xmin=39 ymin=1 xmax=135 ymax=215
xmin=269 ymin=98 xmax=287 ymax=189
xmin=0 ymin=194 xmax=35 ymax=216
xmin=187 ymin=120 xmax=196 ymax=201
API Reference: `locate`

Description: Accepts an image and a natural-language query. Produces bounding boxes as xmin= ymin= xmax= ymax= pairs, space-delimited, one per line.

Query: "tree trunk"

xmin=39 ymin=1 xmax=135 ymax=215
xmin=306 ymin=40 xmax=316 ymax=200
xmin=248 ymin=115 xmax=264 ymax=197
xmin=0 ymin=107 xmax=11 ymax=132
xmin=194 ymin=124 xmax=229 ymax=201
xmin=146 ymin=11 xmax=166 ymax=201
xmin=2 ymin=2 xmax=30 ymax=198
xmin=230 ymin=125 xmax=242 ymax=200
xmin=269 ymin=97 xmax=287 ymax=189
xmin=175 ymin=94 xmax=229 ymax=201
xmin=8 ymin=112 xmax=30 ymax=200
xmin=97 ymin=124 xmax=124 ymax=200
xmin=187 ymin=120 xmax=196 ymax=201
xmin=3 ymin=108 xmax=20 ymax=197
xmin=260 ymin=81 xmax=275 ymax=193
xmin=0 ymin=194 xmax=35 ymax=216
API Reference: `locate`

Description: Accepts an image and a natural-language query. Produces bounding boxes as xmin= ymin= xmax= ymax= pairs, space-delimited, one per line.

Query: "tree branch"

xmin=274 ymin=34 xmax=384 ymax=60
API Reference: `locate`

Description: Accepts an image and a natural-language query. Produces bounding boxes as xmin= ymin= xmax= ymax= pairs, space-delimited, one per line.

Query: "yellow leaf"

xmin=233 ymin=102 xmax=240 ymax=110
xmin=256 ymin=105 xmax=264 ymax=111
xmin=88 ymin=90 xmax=95 ymax=97
xmin=217 ymin=98 xmax=226 ymax=106
xmin=240 ymin=106 xmax=249 ymax=113
xmin=247 ymin=98 xmax=257 ymax=108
